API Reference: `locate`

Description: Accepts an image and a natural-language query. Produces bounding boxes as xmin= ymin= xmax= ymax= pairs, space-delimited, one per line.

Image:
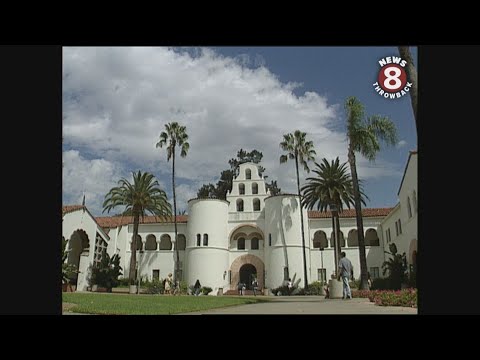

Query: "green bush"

xmin=89 ymin=252 xmax=123 ymax=291
xmin=144 ymin=278 xmax=165 ymax=294
xmin=271 ymin=285 xmax=289 ymax=296
xmin=201 ymin=286 xmax=213 ymax=296
xmin=117 ymin=278 xmax=131 ymax=287
xmin=179 ymin=280 xmax=188 ymax=295
xmin=305 ymin=281 xmax=324 ymax=295
xmin=371 ymin=278 xmax=391 ymax=290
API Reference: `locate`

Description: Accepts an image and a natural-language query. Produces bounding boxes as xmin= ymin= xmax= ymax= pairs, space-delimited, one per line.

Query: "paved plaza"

xmin=182 ymin=296 xmax=417 ymax=315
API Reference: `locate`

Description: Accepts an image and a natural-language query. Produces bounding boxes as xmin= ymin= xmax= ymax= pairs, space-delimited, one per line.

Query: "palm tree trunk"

xmin=129 ymin=213 xmax=139 ymax=285
xmin=348 ymin=145 xmax=369 ymax=290
xmin=295 ymin=154 xmax=309 ymax=290
xmin=172 ymin=147 xmax=179 ymax=284
xmin=398 ymin=46 xmax=417 ymax=127
xmin=331 ymin=215 xmax=338 ymax=276
xmin=335 ymin=211 xmax=342 ymax=264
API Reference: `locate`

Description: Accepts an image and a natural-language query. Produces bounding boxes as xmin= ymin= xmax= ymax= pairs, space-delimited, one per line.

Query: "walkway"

xmin=181 ymin=296 xmax=417 ymax=315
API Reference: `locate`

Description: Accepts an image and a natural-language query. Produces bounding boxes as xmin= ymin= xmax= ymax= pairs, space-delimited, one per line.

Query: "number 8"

xmin=383 ymin=66 xmax=402 ymax=90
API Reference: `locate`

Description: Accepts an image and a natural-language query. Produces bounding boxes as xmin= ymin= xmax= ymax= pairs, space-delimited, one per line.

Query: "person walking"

xmin=193 ymin=279 xmax=201 ymax=296
xmin=337 ymin=252 xmax=353 ymax=300
xmin=252 ymin=278 xmax=259 ymax=296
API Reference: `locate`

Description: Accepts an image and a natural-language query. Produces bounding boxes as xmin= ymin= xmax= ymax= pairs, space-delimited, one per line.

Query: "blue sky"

xmin=62 ymin=47 xmax=417 ymax=216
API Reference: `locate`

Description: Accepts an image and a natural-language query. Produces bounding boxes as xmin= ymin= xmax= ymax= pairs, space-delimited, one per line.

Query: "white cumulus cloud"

xmin=63 ymin=47 xmax=401 ymax=214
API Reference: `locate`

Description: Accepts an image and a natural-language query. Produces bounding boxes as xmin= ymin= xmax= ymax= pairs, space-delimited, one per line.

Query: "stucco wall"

xmin=186 ymin=199 xmax=229 ymax=293
xmin=264 ymin=195 xmax=311 ymax=288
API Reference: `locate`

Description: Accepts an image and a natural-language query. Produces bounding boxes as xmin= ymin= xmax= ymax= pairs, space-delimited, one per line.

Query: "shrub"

xmin=371 ymin=278 xmax=391 ymax=290
xmin=89 ymin=252 xmax=123 ymax=291
xmin=271 ymin=285 xmax=290 ymax=296
xmin=352 ymin=289 xmax=417 ymax=308
xmin=117 ymin=278 xmax=131 ymax=287
xmin=304 ymin=281 xmax=324 ymax=295
xmin=179 ymin=280 xmax=188 ymax=295
xmin=201 ymin=286 xmax=213 ymax=296
xmin=144 ymin=278 xmax=164 ymax=294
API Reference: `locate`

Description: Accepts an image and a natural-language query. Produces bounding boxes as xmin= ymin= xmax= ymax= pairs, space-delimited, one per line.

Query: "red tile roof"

xmin=307 ymin=207 xmax=393 ymax=218
xmin=95 ymin=215 xmax=188 ymax=229
xmin=62 ymin=205 xmax=110 ymax=241
xmin=62 ymin=205 xmax=86 ymax=216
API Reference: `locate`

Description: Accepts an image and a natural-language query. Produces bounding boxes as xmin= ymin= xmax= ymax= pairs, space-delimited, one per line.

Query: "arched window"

xmin=253 ymin=198 xmax=261 ymax=211
xmin=365 ymin=229 xmax=379 ymax=246
xmin=131 ymin=235 xmax=143 ymax=251
xmin=330 ymin=231 xmax=345 ymax=248
xmin=196 ymin=234 xmax=201 ymax=246
xmin=175 ymin=234 xmax=186 ymax=250
xmin=237 ymin=199 xmax=244 ymax=212
xmin=245 ymin=169 xmax=251 ymax=179
xmin=239 ymin=183 xmax=245 ymax=195
xmin=252 ymin=182 xmax=258 ymax=194
xmin=407 ymin=197 xmax=412 ymax=218
xmin=413 ymin=190 xmax=417 ymax=213
xmin=159 ymin=234 xmax=172 ymax=250
xmin=313 ymin=231 xmax=328 ymax=249
xmin=145 ymin=234 xmax=157 ymax=250
xmin=251 ymin=237 xmax=259 ymax=250
xmin=347 ymin=229 xmax=358 ymax=247
xmin=203 ymin=234 xmax=208 ymax=246
xmin=238 ymin=237 xmax=245 ymax=250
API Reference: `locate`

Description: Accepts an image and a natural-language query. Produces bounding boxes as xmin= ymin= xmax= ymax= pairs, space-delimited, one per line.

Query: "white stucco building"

xmin=62 ymin=151 xmax=417 ymax=293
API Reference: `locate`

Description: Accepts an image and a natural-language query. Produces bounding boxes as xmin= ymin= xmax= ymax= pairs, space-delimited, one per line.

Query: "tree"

xmin=197 ymin=183 xmax=216 ymax=198
xmin=280 ymin=130 xmax=316 ymax=290
xmin=398 ymin=46 xmax=417 ymax=126
xmin=62 ymin=237 xmax=78 ymax=286
xmin=156 ymin=122 xmax=190 ymax=283
xmin=382 ymin=243 xmax=408 ymax=290
xmin=103 ymin=171 xmax=172 ymax=286
xmin=301 ymin=157 xmax=367 ymax=272
xmin=266 ymin=180 xmax=282 ymax=196
xmin=345 ymin=96 xmax=398 ymax=290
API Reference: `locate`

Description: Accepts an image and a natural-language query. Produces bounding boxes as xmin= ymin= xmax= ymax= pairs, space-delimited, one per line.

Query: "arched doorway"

xmin=239 ymin=264 xmax=257 ymax=290
xmin=229 ymin=254 xmax=265 ymax=291
xmin=67 ymin=229 xmax=90 ymax=287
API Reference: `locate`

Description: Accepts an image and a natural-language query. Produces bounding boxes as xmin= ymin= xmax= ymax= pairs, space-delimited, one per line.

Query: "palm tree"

xmin=280 ymin=130 xmax=316 ymax=290
xmin=345 ymin=96 xmax=398 ymax=290
xmin=398 ymin=46 xmax=417 ymax=126
xmin=103 ymin=171 xmax=172 ymax=286
xmin=156 ymin=122 xmax=190 ymax=283
xmin=301 ymin=157 xmax=367 ymax=273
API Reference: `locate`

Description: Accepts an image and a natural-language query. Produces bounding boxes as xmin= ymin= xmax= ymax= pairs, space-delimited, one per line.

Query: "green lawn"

xmin=62 ymin=293 xmax=266 ymax=315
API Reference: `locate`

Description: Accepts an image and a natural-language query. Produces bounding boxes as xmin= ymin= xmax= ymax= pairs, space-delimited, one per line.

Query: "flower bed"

xmin=352 ymin=289 xmax=417 ymax=308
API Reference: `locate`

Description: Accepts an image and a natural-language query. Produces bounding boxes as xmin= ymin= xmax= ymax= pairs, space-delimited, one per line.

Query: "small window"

xmin=237 ymin=237 xmax=245 ymax=250
xmin=196 ymin=234 xmax=201 ymax=246
xmin=395 ymin=221 xmax=399 ymax=236
xmin=317 ymin=268 xmax=326 ymax=283
xmin=229 ymin=270 xmax=232 ymax=284
xmin=284 ymin=267 xmax=289 ymax=281
xmin=370 ymin=267 xmax=380 ymax=279
xmin=398 ymin=219 xmax=402 ymax=234
xmin=239 ymin=183 xmax=245 ymax=195
xmin=236 ymin=199 xmax=244 ymax=212
xmin=252 ymin=182 xmax=258 ymax=194
xmin=203 ymin=234 xmax=208 ymax=246
xmin=246 ymin=169 xmax=251 ymax=179
xmin=253 ymin=198 xmax=260 ymax=211
xmin=251 ymin=237 xmax=259 ymax=250
xmin=413 ymin=190 xmax=417 ymax=213
xmin=407 ymin=197 xmax=412 ymax=218
xmin=152 ymin=270 xmax=160 ymax=281
xmin=268 ymin=234 xmax=272 ymax=246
